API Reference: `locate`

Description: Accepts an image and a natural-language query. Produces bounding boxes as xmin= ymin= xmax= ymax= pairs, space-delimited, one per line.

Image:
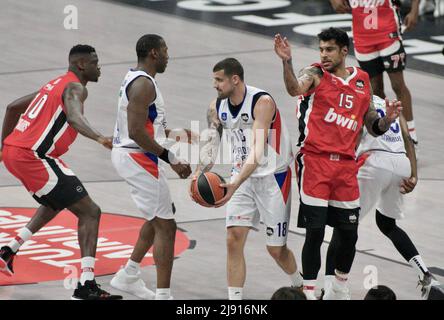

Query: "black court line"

xmin=0 ymin=49 xmax=272 ymax=77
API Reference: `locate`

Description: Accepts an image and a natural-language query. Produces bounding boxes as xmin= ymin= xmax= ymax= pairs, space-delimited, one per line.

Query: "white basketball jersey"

xmin=113 ymin=69 xmax=167 ymax=149
xmin=357 ymin=95 xmax=406 ymax=156
xmin=217 ymin=85 xmax=293 ymax=177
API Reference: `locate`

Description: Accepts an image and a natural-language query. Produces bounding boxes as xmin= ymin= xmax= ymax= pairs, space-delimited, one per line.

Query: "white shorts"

xmin=358 ymin=151 xmax=410 ymax=220
xmin=111 ymin=148 xmax=174 ymax=221
xmin=226 ymin=167 xmax=292 ymax=246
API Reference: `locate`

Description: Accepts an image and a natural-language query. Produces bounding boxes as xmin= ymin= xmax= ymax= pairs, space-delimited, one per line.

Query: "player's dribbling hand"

xmin=214 ymin=181 xmax=240 ymax=208
xmin=330 ymin=0 xmax=351 ymax=13
xmin=171 ymin=161 xmax=192 ymax=179
xmin=384 ymin=98 xmax=403 ymax=122
xmin=274 ymin=34 xmax=292 ymax=61
xmin=400 ymin=176 xmax=417 ymax=194
xmin=98 ymin=136 xmax=113 ymax=150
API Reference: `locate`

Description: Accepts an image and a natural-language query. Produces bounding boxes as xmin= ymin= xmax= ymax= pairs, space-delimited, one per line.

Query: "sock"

xmin=155 ymin=288 xmax=171 ymax=300
xmin=407 ymin=121 xmax=418 ymax=141
xmin=7 ymin=228 xmax=33 ymax=253
xmin=80 ymin=256 xmax=95 ymax=285
xmin=409 ymin=255 xmax=429 ymax=278
xmin=228 ymin=287 xmax=243 ymax=300
xmin=289 ymin=271 xmax=304 ymax=288
xmin=302 ymin=280 xmax=317 ymax=299
xmin=124 ymin=259 xmax=140 ymax=276
xmin=334 ymin=270 xmax=348 ymax=291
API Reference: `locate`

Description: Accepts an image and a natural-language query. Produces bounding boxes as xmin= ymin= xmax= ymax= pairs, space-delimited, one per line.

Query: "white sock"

xmin=124 ymin=259 xmax=140 ymax=276
xmin=302 ymin=280 xmax=317 ymax=299
xmin=289 ymin=271 xmax=303 ymax=287
xmin=80 ymin=256 xmax=95 ymax=285
xmin=228 ymin=287 xmax=243 ymax=300
xmin=407 ymin=120 xmax=418 ymax=141
xmin=155 ymin=288 xmax=171 ymax=300
xmin=409 ymin=255 xmax=429 ymax=278
xmin=334 ymin=270 xmax=348 ymax=290
xmin=7 ymin=227 xmax=32 ymax=253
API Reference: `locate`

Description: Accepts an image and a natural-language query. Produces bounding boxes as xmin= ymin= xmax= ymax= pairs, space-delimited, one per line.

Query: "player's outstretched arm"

xmin=214 ymin=96 xmax=275 ymax=207
xmin=127 ymin=76 xmax=191 ymax=179
xmin=274 ymin=34 xmax=320 ymax=96
xmin=1 ymin=91 xmax=39 ymax=150
xmin=399 ymin=114 xmax=417 ymax=194
xmin=63 ymin=82 xmax=112 ymax=149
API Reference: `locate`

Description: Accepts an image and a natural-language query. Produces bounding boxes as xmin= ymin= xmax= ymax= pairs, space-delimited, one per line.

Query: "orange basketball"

xmin=191 ymin=172 xmax=227 ymax=207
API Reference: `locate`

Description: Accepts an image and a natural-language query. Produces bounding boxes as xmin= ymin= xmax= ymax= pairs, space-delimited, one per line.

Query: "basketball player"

xmin=330 ymin=0 xmax=420 ymax=147
xmin=324 ymin=95 xmax=440 ymax=300
xmin=109 ymin=34 xmax=192 ymax=300
xmin=0 ymin=45 xmax=122 ymax=300
xmin=274 ymin=27 xmax=402 ymax=299
xmin=190 ymin=58 xmax=303 ymax=300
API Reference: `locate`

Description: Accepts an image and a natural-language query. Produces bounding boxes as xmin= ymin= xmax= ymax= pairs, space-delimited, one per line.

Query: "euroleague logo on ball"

xmin=0 ymin=208 xmax=192 ymax=285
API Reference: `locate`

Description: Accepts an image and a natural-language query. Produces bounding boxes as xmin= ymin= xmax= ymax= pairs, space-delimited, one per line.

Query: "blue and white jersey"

xmin=357 ymin=95 xmax=406 ymax=157
xmin=217 ymin=85 xmax=293 ymax=178
xmin=113 ymin=69 xmax=167 ymax=150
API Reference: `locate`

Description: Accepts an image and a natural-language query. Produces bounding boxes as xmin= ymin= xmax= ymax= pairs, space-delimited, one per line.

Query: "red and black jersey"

xmin=4 ymin=71 xmax=80 ymax=157
xmin=297 ymin=63 xmax=371 ymax=159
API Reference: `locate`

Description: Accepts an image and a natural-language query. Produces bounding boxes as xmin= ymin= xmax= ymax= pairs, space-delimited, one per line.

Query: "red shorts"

xmin=295 ymin=152 xmax=360 ymax=208
xmin=2 ymin=145 xmax=87 ymax=210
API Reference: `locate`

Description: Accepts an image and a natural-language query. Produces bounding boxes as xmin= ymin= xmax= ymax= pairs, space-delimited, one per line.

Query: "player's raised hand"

xmin=400 ymin=176 xmax=417 ymax=194
xmin=98 ymin=136 xmax=113 ymax=150
xmin=330 ymin=0 xmax=351 ymax=13
xmin=384 ymin=98 xmax=402 ymax=123
xmin=274 ymin=34 xmax=292 ymax=61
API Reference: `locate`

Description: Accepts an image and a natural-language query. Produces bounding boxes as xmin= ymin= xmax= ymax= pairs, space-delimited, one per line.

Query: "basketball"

xmin=191 ymin=172 xmax=227 ymax=207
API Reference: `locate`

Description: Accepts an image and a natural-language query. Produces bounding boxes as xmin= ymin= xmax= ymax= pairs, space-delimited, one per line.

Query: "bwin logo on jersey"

xmin=221 ymin=112 xmax=227 ymax=121
xmin=241 ymin=113 xmax=249 ymax=122
xmin=324 ymin=108 xmax=358 ymax=131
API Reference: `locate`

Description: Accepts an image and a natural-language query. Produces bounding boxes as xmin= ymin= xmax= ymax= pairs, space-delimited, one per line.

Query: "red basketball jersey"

xmin=350 ymin=0 xmax=401 ymax=48
xmin=4 ymin=71 xmax=80 ymax=157
xmin=297 ymin=64 xmax=371 ymax=159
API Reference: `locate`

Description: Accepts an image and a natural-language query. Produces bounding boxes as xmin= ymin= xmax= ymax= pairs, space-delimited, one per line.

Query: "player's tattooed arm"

xmin=1 ymin=91 xmax=39 ymax=150
xmin=63 ymin=83 xmax=112 ymax=149
xmin=195 ymin=99 xmax=222 ymax=175
xmin=283 ymin=64 xmax=322 ymax=97
xmin=274 ymin=34 xmax=321 ymax=96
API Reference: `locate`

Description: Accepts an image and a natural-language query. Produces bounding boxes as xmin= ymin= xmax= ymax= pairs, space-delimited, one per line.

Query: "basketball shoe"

xmin=72 ymin=279 xmax=123 ymax=300
xmin=110 ymin=267 xmax=155 ymax=300
xmin=0 ymin=246 xmax=15 ymax=277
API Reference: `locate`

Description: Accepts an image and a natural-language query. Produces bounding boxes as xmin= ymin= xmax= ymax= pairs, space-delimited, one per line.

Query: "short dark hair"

xmin=271 ymin=287 xmax=307 ymax=300
xmin=136 ymin=34 xmax=164 ymax=60
xmin=364 ymin=285 xmax=397 ymax=300
xmin=213 ymin=58 xmax=244 ymax=81
xmin=317 ymin=27 xmax=350 ymax=49
xmin=69 ymin=44 xmax=96 ymax=57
